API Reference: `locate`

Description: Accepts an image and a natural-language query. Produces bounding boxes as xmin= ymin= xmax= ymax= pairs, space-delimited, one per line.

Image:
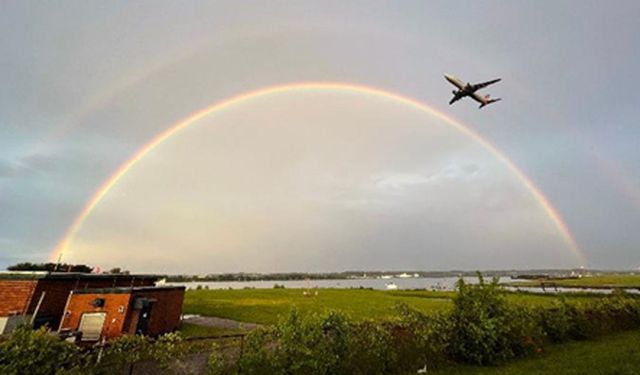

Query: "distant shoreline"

xmin=164 ymin=268 xmax=630 ymax=283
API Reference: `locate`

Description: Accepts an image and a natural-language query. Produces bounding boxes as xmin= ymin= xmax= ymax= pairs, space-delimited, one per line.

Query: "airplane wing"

xmin=449 ymin=95 xmax=463 ymax=105
xmin=471 ymin=78 xmax=501 ymax=91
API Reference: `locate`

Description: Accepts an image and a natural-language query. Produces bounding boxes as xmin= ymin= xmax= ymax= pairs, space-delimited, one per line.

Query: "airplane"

xmin=445 ymin=74 xmax=502 ymax=108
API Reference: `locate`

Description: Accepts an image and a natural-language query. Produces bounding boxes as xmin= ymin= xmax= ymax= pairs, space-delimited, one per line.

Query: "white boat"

xmin=385 ymin=282 xmax=398 ymax=290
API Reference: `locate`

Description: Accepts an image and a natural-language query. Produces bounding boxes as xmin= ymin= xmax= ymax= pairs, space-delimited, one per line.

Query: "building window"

xmin=78 ymin=312 xmax=106 ymax=341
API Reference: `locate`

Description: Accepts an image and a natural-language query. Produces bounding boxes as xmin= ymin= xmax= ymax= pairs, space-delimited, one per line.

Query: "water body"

xmin=169 ymin=276 xmax=506 ymax=291
xmin=168 ymin=277 xmax=639 ymax=294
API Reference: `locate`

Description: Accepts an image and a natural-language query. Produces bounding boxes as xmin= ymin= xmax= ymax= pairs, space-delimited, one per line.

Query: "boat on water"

xmin=385 ymin=282 xmax=398 ymax=290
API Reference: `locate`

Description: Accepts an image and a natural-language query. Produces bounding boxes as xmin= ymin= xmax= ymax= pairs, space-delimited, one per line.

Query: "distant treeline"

xmin=5 ymin=262 xmax=129 ymax=274
xmin=6 ymin=262 xmax=93 ymax=273
xmin=164 ymin=269 xmax=597 ymax=282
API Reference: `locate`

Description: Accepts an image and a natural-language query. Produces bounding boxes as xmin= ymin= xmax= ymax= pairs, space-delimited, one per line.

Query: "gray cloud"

xmin=1 ymin=1 xmax=639 ymax=271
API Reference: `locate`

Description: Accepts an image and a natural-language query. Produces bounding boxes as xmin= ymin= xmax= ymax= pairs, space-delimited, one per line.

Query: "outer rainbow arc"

xmin=51 ymin=82 xmax=587 ymax=266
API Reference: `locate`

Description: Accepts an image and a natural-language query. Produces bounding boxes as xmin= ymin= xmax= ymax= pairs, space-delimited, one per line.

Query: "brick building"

xmin=59 ymin=286 xmax=185 ymax=341
xmin=0 ymin=272 xmax=184 ymax=340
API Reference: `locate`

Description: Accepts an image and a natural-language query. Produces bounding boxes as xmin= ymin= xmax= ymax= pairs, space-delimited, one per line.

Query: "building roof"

xmin=70 ymin=286 xmax=185 ymax=294
xmin=0 ymin=271 xmax=161 ymax=281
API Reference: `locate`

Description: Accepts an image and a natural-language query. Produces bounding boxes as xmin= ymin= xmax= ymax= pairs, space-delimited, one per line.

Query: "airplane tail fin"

xmin=479 ymin=94 xmax=501 ymax=109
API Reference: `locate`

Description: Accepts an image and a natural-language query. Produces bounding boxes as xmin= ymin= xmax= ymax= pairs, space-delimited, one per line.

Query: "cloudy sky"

xmin=1 ymin=1 xmax=639 ymax=273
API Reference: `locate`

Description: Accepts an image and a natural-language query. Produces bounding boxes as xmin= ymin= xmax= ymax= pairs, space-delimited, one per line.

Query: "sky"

xmin=1 ymin=1 xmax=639 ymax=273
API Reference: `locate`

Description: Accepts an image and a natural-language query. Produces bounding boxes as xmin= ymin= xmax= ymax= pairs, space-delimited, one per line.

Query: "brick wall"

xmin=132 ymin=288 xmax=185 ymax=336
xmin=59 ymin=292 xmax=132 ymax=340
xmin=59 ymin=287 xmax=184 ymax=340
xmin=0 ymin=280 xmax=37 ymax=316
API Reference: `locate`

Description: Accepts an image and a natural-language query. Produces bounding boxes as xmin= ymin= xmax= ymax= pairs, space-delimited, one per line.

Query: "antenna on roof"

xmin=54 ymin=252 xmax=63 ymax=272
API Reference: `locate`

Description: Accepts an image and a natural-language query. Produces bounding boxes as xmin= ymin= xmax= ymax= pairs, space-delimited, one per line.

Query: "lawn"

xmin=431 ymin=329 xmax=640 ymax=375
xmin=184 ymin=288 xmax=451 ymax=324
xmin=183 ymin=288 xmax=598 ymax=324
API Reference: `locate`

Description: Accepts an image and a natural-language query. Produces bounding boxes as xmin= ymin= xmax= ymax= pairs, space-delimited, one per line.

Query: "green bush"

xmin=538 ymin=299 xmax=572 ymax=343
xmin=95 ymin=334 xmax=152 ymax=373
xmin=320 ymin=311 xmax=352 ymax=375
xmin=207 ymin=342 xmax=226 ymax=375
xmin=0 ymin=325 xmax=82 ymax=375
xmin=386 ymin=303 xmax=445 ymax=373
xmin=150 ymin=332 xmax=189 ymax=372
xmin=446 ymin=275 xmax=535 ymax=365
xmin=344 ymin=320 xmax=391 ymax=375
xmin=275 ymin=310 xmax=338 ymax=375
xmin=238 ymin=327 xmax=282 ymax=375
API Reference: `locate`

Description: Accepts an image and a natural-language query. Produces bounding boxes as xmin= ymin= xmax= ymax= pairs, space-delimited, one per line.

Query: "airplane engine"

xmin=452 ymin=90 xmax=458 ymax=95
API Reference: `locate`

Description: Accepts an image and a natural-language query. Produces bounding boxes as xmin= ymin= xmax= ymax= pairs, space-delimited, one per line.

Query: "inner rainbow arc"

xmin=50 ymin=82 xmax=587 ymax=266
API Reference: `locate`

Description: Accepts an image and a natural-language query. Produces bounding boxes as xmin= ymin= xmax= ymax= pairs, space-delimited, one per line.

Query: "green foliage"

xmin=440 ymin=275 xmax=546 ymax=365
xmin=238 ymin=327 xmax=282 ymax=375
xmin=275 ymin=310 xmax=337 ymax=375
xmin=150 ymin=332 xmax=188 ymax=370
xmin=538 ymin=294 xmax=640 ymax=343
xmin=238 ymin=309 xmax=425 ymax=375
xmin=446 ymin=275 xmax=519 ymax=364
xmin=538 ymin=299 xmax=573 ymax=342
xmin=96 ymin=334 xmax=151 ymax=373
xmin=344 ymin=320 xmax=391 ymax=375
xmin=320 ymin=311 xmax=352 ymax=375
xmin=0 ymin=325 xmax=82 ymax=375
xmin=207 ymin=343 xmax=226 ymax=375
xmin=430 ymin=330 xmax=640 ymax=375
xmin=6 ymin=262 xmax=92 ymax=273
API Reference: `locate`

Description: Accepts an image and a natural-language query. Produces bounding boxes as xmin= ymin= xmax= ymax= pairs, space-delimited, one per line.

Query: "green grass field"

xmin=506 ymin=274 xmax=640 ymax=288
xmin=432 ymin=329 xmax=640 ymax=375
xmin=184 ymin=288 xmax=451 ymax=324
xmin=183 ymin=288 xmax=594 ymax=325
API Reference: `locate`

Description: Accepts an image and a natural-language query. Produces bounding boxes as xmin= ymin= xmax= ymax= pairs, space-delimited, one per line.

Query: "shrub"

xmin=446 ymin=274 xmax=529 ymax=365
xmin=503 ymin=305 xmax=543 ymax=357
xmin=538 ymin=298 xmax=572 ymax=343
xmin=150 ymin=332 xmax=189 ymax=371
xmin=238 ymin=327 xmax=282 ymax=375
xmin=0 ymin=325 xmax=82 ymax=375
xmin=207 ymin=343 xmax=226 ymax=375
xmin=320 ymin=311 xmax=352 ymax=375
xmin=387 ymin=303 xmax=446 ymax=373
xmin=96 ymin=334 xmax=152 ymax=373
xmin=344 ymin=321 xmax=391 ymax=375
xmin=275 ymin=310 xmax=337 ymax=375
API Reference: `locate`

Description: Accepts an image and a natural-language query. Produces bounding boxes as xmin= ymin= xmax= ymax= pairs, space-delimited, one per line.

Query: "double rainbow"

xmin=50 ymin=82 xmax=587 ymax=266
